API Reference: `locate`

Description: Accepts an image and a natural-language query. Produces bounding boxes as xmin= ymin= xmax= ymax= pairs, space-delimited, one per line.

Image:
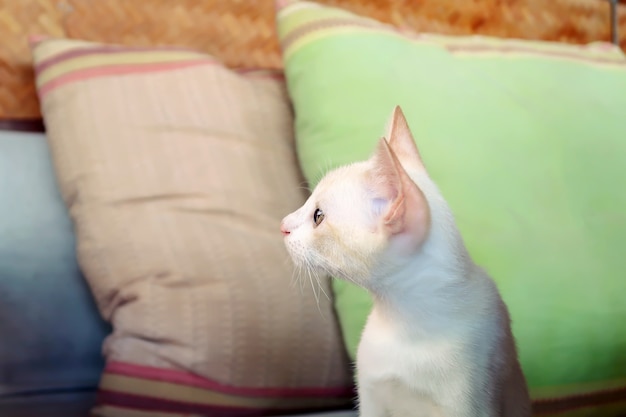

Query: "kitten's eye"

xmin=313 ymin=208 xmax=325 ymax=227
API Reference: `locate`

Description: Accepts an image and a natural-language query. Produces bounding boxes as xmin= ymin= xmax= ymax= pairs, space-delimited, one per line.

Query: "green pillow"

xmin=277 ymin=1 xmax=626 ymax=414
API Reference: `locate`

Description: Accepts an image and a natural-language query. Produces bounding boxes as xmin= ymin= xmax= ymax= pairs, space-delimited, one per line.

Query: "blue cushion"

xmin=0 ymin=130 xmax=110 ymax=397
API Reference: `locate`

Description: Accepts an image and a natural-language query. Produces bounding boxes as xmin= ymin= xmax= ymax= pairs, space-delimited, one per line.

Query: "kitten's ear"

xmin=385 ymin=106 xmax=426 ymax=173
xmin=371 ymin=138 xmax=430 ymax=247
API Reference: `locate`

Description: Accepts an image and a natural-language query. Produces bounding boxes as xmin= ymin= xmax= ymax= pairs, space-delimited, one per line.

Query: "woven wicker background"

xmin=1 ymin=0 xmax=625 ymax=120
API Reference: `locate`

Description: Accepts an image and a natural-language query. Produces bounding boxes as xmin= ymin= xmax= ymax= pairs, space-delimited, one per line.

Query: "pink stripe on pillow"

xmin=38 ymin=60 xmax=215 ymax=96
xmin=35 ymin=45 xmax=198 ymax=74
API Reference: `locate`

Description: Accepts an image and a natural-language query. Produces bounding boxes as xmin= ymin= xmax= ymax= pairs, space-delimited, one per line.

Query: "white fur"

xmin=281 ymin=107 xmax=530 ymax=417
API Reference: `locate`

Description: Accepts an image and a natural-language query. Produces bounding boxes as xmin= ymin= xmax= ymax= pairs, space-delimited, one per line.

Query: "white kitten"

xmin=281 ymin=106 xmax=531 ymax=417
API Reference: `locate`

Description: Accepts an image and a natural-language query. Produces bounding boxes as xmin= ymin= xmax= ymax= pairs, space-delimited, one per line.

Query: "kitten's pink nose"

xmin=280 ymin=222 xmax=290 ymax=236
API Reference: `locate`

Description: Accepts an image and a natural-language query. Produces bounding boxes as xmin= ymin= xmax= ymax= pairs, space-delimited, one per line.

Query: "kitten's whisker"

xmin=306 ymin=264 xmax=321 ymax=309
xmin=312 ymin=270 xmax=330 ymax=320
xmin=283 ymin=255 xmax=300 ymax=289
xmin=301 ymin=257 xmax=324 ymax=313
xmin=314 ymin=271 xmax=331 ymax=302
xmin=299 ymin=264 xmax=306 ymax=293
xmin=296 ymin=184 xmax=312 ymax=194
xmin=310 ymin=269 xmax=324 ymax=315
xmin=298 ymin=179 xmax=311 ymax=189
xmin=289 ymin=263 xmax=299 ymax=289
xmin=306 ymin=263 xmax=318 ymax=302
xmin=313 ymin=159 xmax=336 ymax=187
xmin=294 ymin=264 xmax=303 ymax=294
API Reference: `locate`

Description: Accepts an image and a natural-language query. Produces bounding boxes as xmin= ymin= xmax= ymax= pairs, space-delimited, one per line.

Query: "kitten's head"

xmin=281 ymin=106 xmax=450 ymax=288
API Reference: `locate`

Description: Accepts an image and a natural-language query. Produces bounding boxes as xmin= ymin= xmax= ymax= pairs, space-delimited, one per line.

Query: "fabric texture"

xmin=0 ymin=130 xmax=109 ymax=398
xmin=276 ymin=1 xmax=626 ymax=415
xmin=30 ymin=38 xmax=353 ymax=416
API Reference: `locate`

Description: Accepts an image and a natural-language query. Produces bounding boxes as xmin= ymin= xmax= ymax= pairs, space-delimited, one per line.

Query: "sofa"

xmin=2 ymin=1 xmax=626 ymax=417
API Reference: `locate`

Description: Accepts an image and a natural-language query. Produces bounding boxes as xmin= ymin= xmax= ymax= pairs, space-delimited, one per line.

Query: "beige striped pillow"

xmin=31 ymin=38 xmax=353 ymax=417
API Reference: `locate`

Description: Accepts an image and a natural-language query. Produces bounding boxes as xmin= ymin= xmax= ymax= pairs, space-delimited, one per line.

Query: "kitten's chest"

xmin=357 ymin=309 xmax=469 ymax=400
xmin=375 ymin=379 xmax=446 ymax=417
